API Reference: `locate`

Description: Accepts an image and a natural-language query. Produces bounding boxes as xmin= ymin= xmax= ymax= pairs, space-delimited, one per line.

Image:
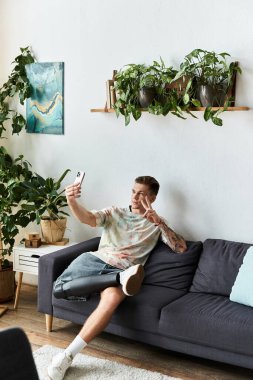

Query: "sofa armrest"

xmin=37 ymin=237 xmax=100 ymax=315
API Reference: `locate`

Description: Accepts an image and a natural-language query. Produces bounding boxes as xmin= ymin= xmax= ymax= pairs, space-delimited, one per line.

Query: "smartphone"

xmin=74 ymin=171 xmax=85 ymax=186
xmin=74 ymin=171 xmax=85 ymax=198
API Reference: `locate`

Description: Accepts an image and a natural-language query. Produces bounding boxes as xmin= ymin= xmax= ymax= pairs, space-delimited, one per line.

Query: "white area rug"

xmin=34 ymin=345 xmax=181 ymax=380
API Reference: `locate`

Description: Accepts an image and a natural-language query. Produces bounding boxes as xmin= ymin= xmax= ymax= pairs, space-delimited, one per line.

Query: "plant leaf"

xmin=204 ymin=107 xmax=212 ymax=121
xmin=212 ymin=116 xmax=223 ymax=126
xmin=191 ymin=99 xmax=201 ymax=107
xmin=183 ymin=93 xmax=190 ymax=104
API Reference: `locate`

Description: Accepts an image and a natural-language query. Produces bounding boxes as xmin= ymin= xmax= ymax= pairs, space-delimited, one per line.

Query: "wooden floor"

xmin=0 ymin=284 xmax=253 ymax=380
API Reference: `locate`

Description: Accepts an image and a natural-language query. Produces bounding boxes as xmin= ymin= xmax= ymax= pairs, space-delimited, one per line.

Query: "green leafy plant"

xmin=21 ymin=170 xmax=70 ymax=223
xmin=114 ymin=63 xmax=150 ymax=125
xmin=0 ymin=46 xmax=35 ymax=137
xmin=175 ymin=48 xmax=240 ymax=87
xmin=0 ymin=47 xmax=36 ymax=268
xmin=173 ymin=48 xmax=242 ymax=126
xmin=114 ymin=58 xmax=189 ymax=125
xmin=113 ymin=58 xmax=205 ymax=125
xmin=0 ymin=47 xmax=70 ymax=268
xmin=0 ymin=147 xmax=36 ymax=267
xmin=148 ymin=74 xmax=197 ymax=120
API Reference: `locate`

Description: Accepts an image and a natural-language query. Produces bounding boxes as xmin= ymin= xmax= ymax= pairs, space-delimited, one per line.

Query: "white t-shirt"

xmin=90 ymin=206 xmax=166 ymax=269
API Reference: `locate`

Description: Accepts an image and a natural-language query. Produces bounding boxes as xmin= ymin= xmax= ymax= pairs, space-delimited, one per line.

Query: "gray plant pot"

xmin=138 ymin=87 xmax=156 ymax=108
xmin=196 ymin=84 xmax=226 ymax=107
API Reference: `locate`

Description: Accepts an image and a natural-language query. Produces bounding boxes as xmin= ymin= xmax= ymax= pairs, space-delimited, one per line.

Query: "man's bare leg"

xmin=48 ymin=287 xmax=126 ymax=380
xmin=79 ymin=286 xmax=126 ymax=342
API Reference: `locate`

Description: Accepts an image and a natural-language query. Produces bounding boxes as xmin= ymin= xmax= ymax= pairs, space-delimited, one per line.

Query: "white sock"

xmin=65 ymin=335 xmax=87 ymax=357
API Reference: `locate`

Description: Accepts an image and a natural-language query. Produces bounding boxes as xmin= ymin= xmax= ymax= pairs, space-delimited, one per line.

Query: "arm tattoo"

xmin=158 ymin=220 xmax=187 ymax=253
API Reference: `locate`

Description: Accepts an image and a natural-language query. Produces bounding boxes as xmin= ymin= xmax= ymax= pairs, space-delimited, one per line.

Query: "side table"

xmin=13 ymin=243 xmax=75 ymax=310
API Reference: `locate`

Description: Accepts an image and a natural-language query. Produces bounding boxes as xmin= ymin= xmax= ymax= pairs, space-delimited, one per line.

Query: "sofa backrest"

xmin=190 ymin=238 xmax=252 ymax=296
xmin=144 ymin=240 xmax=203 ymax=291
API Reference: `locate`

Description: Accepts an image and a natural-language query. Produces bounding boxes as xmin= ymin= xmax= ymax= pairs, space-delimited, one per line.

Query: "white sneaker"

xmin=48 ymin=350 xmax=73 ymax=380
xmin=119 ymin=264 xmax=144 ymax=296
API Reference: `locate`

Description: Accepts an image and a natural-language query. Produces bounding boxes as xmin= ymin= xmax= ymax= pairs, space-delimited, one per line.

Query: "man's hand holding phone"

xmin=66 ymin=171 xmax=85 ymax=200
xmin=74 ymin=171 xmax=85 ymax=186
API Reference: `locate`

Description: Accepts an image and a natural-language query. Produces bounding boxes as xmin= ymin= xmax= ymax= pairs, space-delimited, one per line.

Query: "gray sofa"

xmin=38 ymin=237 xmax=253 ymax=370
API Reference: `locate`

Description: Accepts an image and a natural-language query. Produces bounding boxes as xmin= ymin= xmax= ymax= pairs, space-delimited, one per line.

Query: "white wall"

xmin=1 ymin=0 xmax=253 ymax=265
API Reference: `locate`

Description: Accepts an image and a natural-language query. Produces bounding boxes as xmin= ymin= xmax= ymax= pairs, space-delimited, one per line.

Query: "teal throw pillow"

xmin=230 ymin=246 xmax=253 ymax=306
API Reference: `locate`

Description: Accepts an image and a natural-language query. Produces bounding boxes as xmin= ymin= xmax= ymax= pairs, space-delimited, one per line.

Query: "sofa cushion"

xmin=53 ymin=284 xmax=185 ymax=334
xmin=230 ymin=246 xmax=253 ymax=307
xmin=112 ymin=285 xmax=185 ymax=333
xmin=190 ymin=239 xmax=251 ymax=296
xmin=159 ymin=292 xmax=253 ymax=357
xmin=143 ymin=240 xmax=202 ymax=291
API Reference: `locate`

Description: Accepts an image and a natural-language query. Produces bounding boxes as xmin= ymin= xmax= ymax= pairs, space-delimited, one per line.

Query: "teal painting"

xmin=25 ymin=62 xmax=64 ymax=134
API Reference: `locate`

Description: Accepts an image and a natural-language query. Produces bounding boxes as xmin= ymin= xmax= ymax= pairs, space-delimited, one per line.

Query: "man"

xmin=48 ymin=176 xmax=187 ymax=380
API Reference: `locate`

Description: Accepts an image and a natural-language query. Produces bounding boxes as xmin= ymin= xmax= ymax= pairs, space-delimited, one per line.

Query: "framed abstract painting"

xmin=25 ymin=62 xmax=64 ymax=134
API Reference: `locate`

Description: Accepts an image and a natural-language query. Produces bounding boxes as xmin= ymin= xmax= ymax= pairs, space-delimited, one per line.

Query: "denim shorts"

xmin=54 ymin=252 xmax=122 ymax=289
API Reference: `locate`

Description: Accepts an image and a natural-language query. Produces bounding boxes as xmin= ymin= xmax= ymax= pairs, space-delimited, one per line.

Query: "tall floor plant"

xmin=0 ymin=47 xmax=36 ymax=267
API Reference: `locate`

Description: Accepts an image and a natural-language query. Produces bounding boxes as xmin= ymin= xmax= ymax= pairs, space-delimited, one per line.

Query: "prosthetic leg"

xmin=53 ymin=272 xmax=120 ymax=299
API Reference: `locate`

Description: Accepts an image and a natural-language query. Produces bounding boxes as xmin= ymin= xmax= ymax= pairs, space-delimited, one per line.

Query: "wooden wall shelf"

xmin=91 ymin=106 xmax=249 ymax=113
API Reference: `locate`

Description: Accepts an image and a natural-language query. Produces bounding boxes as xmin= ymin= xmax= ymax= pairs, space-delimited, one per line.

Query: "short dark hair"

xmin=135 ymin=176 xmax=160 ymax=195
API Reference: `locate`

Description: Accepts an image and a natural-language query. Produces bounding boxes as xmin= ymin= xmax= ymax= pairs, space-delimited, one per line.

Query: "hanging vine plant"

xmin=113 ymin=58 xmax=195 ymax=126
xmin=0 ymin=47 xmax=36 ymax=268
xmin=170 ymin=49 xmax=242 ymax=126
xmin=0 ymin=46 xmax=35 ymax=138
xmin=113 ymin=50 xmax=242 ymax=126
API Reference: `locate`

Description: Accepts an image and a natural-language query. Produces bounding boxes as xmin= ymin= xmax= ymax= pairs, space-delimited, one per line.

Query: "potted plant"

xmin=114 ymin=58 xmax=184 ymax=125
xmin=113 ymin=58 xmax=199 ymax=125
xmin=21 ymin=170 xmax=70 ymax=243
xmin=113 ymin=63 xmax=148 ymax=125
xmin=0 ymin=155 xmax=70 ymax=299
xmin=173 ymin=48 xmax=242 ymax=125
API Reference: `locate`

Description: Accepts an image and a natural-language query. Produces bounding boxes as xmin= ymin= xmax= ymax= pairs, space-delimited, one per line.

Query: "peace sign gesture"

xmin=141 ymin=196 xmax=161 ymax=225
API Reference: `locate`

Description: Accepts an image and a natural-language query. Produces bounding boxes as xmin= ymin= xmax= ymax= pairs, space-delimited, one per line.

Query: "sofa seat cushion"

xmin=190 ymin=239 xmax=251 ymax=296
xmin=144 ymin=240 xmax=202 ymax=291
xmin=52 ymin=293 xmax=101 ymax=327
xmin=53 ymin=285 xmax=185 ymax=334
xmin=159 ymin=292 xmax=253 ymax=356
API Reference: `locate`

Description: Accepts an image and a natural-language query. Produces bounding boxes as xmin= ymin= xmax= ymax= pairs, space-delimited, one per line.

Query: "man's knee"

xmin=100 ymin=287 xmax=125 ymax=308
